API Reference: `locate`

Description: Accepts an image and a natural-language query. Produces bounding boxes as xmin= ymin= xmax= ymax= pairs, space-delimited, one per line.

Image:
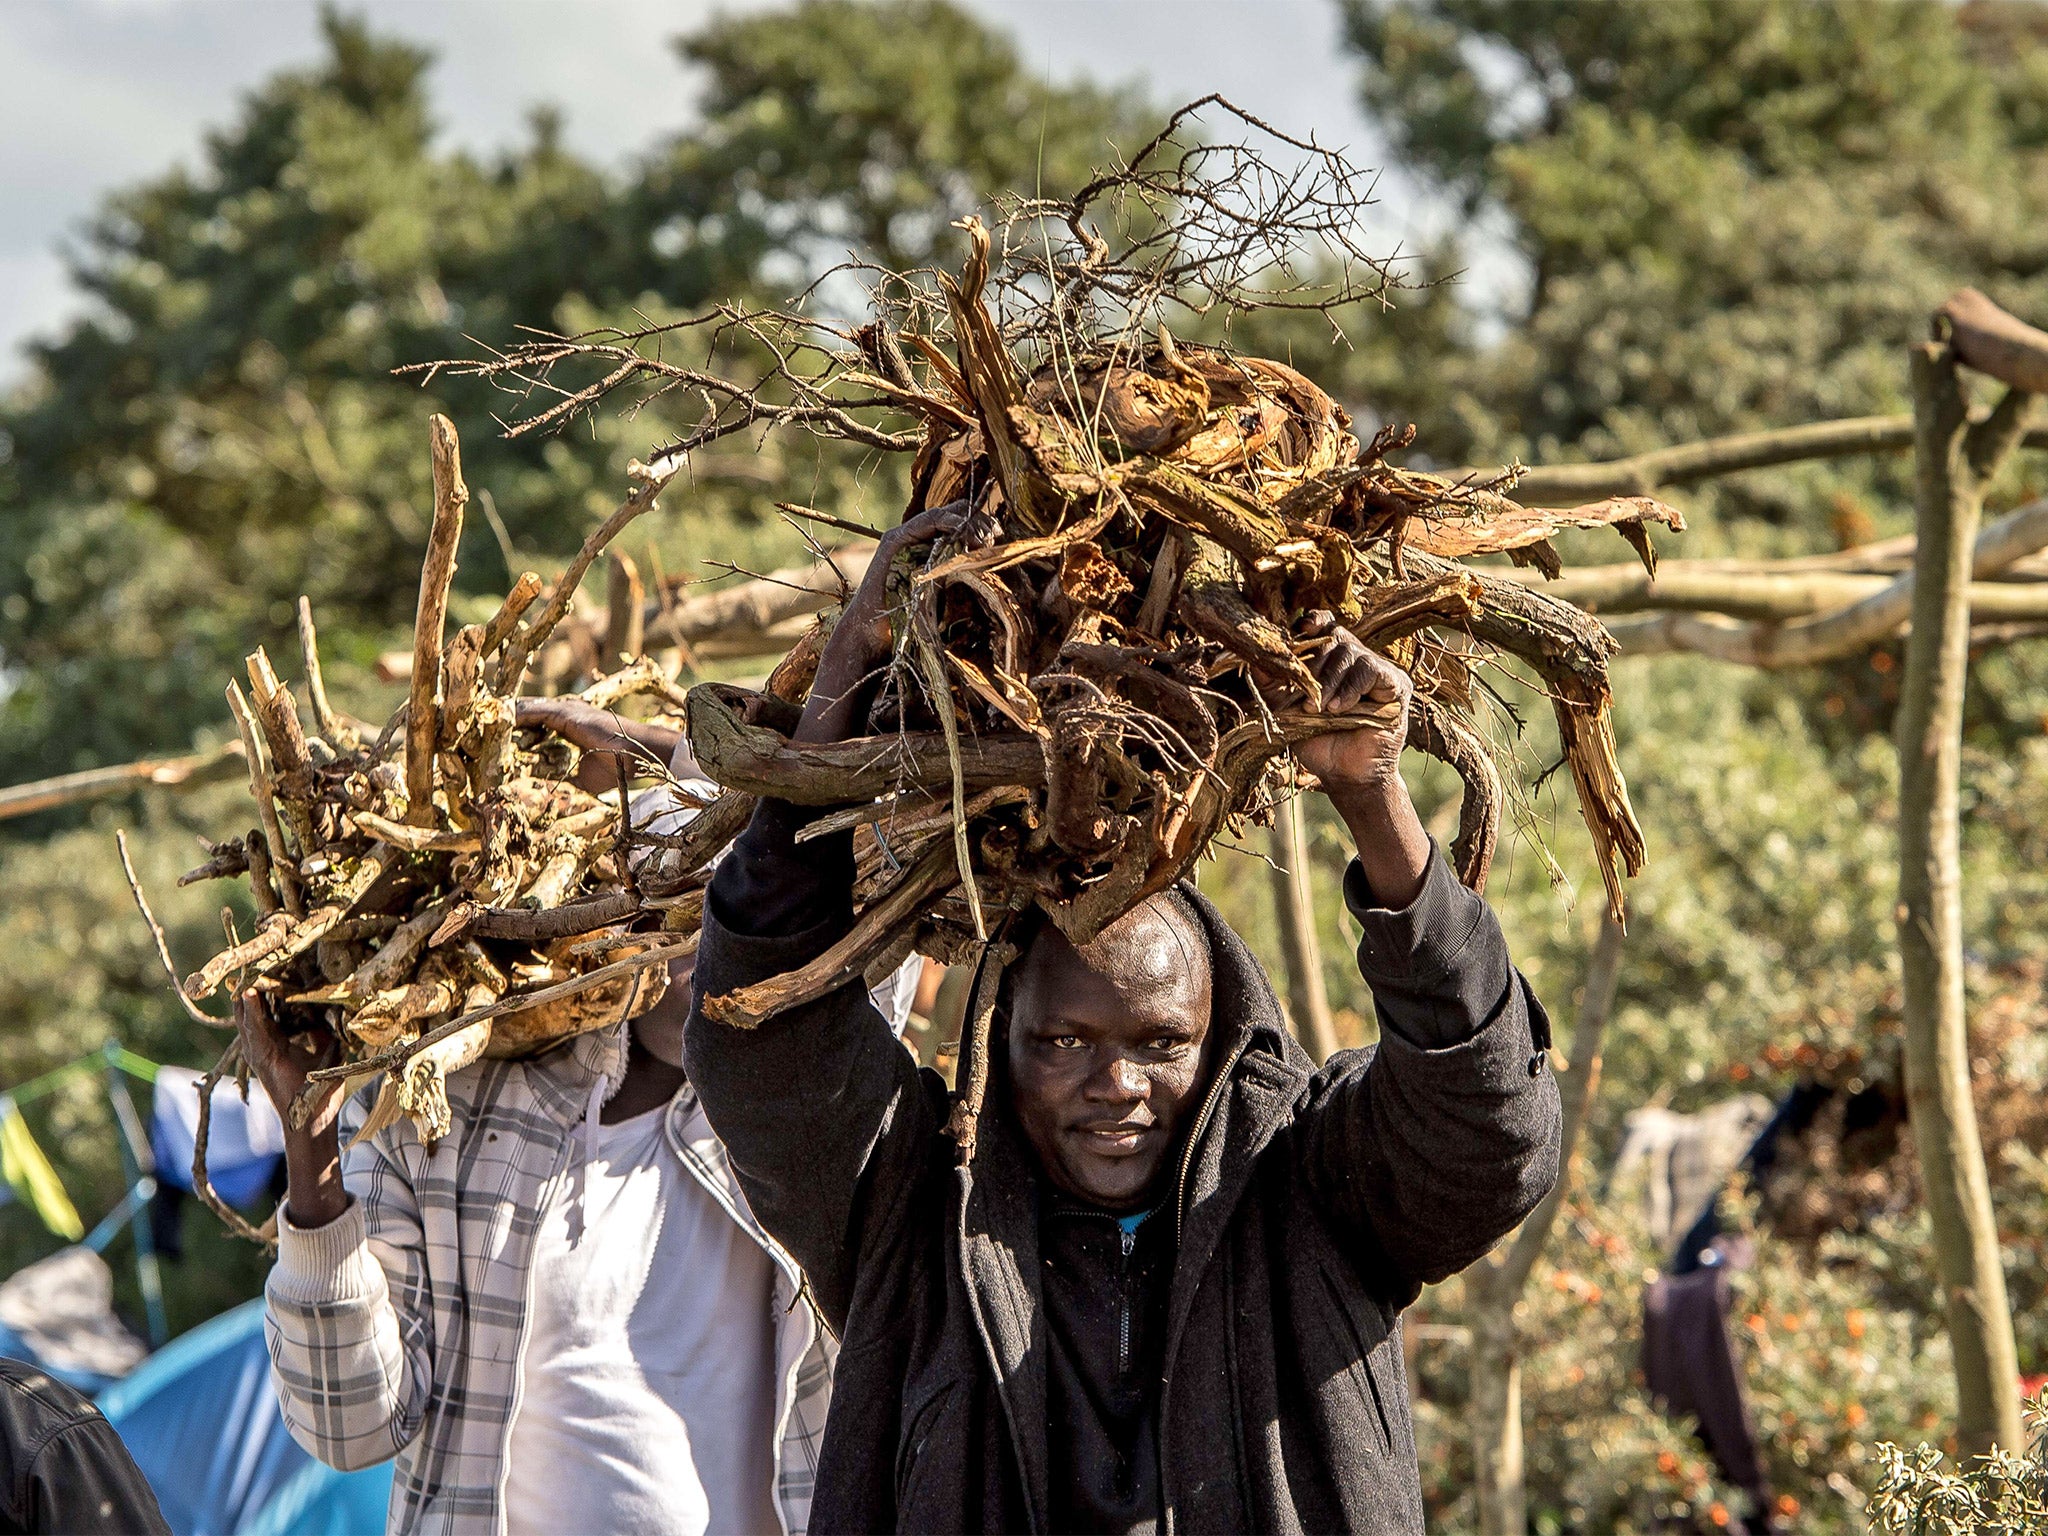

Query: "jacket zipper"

xmin=1118 ymin=1225 xmax=1136 ymax=1372
xmin=1174 ymin=1035 xmax=1249 ymax=1249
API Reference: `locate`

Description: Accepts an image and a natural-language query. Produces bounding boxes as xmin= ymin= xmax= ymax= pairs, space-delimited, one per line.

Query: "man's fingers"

xmin=1355 ymin=647 xmax=1411 ymax=705
xmin=1326 ymin=654 xmax=1383 ymax=715
xmin=1314 ymin=636 xmax=1410 ymax=716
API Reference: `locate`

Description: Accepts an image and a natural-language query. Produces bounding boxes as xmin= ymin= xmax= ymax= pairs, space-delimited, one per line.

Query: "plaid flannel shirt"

xmin=263 ymin=1022 xmax=831 ymax=1536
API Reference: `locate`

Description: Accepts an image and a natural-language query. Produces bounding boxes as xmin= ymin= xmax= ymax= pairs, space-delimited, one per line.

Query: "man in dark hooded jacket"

xmin=686 ymin=507 xmax=1563 ymax=1534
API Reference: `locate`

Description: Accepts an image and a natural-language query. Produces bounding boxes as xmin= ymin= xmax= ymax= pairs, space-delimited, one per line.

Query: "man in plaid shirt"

xmin=243 ymin=704 xmax=878 ymax=1536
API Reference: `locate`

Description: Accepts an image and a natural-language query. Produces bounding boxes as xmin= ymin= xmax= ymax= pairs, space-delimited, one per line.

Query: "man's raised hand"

xmin=794 ymin=501 xmax=973 ymax=746
xmin=1292 ymin=614 xmax=1431 ymax=908
xmin=235 ymin=991 xmax=352 ymax=1227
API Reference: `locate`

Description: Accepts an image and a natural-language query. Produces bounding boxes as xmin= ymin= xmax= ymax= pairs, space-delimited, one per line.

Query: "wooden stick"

xmin=1604 ymin=494 xmax=2048 ymax=664
xmin=1896 ymin=341 xmax=2027 ymax=1461
xmin=407 ymin=415 xmax=469 ymax=825
xmin=943 ymin=934 xmax=1018 ymax=1164
xmin=295 ymin=597 xmax=358 ymax=750
xmin=0 ymin=745 xmax=243 ymax=823
xmin=351 ymin=810 xmax=481 ymax=854
xmin=226 ymin=680 xmax=301 ymax=916
xmin=702 ymin=843 xmax=959 ymax=1028
xmin=911 ymin=597 xmax=985 ymax=939
xmin=468 ymin=891 xmax=641 ymax=942
xmin=495 ymin=460 xmax=682 ymax=694
xmin=1503 ymin=563 xmax=2048 ymax=622
xmin=774 ymin=501 xmax=886 ymax=540
xmin=1463 ymin=912 xmax=1623 ymax=1531
xmin=1456 ymin=415 xmax=2048 ymax=507
xmin=193 ymin=1040 xmax=277 ymax=1248
xmin=1266 ymin=794 xmax=1337 ymax=1063
xmin=481 ymin=571 xmax=544 ymax=657
xmin=686 ymin=682 xmax=1048 ymax=806
xmin=604 ymin=551 xmax=644 ymax=670
xmin=1942 ymin=287 xmax=2048 ymax=395
xmin=247 ymin=647 xmax=318 ymax=855
xmin=115 ymin=831 xmax=231 ymax=1029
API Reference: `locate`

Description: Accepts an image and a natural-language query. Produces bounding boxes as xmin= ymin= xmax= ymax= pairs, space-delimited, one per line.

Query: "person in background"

xmin=685 ymin=508 xmax=1564 ymax=1534
xmin=247 ymin=702 xmax=912 ymax=1536
xmin=0 ymin=1357 xmax=168 ymax=1535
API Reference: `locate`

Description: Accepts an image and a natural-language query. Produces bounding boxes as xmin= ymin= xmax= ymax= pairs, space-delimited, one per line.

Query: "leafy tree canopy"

xmin=0 ymin=2 xmax=1151 ymax=784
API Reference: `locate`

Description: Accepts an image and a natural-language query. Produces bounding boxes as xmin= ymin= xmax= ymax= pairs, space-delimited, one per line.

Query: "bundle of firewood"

xmin=664 ymin=223 xmax=1679 ymax=1047
xmin=139 ymin=421 xmax=739 ymax=1201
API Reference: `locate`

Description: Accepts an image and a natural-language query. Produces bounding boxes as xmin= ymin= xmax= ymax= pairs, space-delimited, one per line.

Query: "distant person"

xmin=0 ymin=1357 xmax=168 ymax=1534
xmin=686 ymin=507 xmax=1564 ymax=1534
xmin=246 ymin=703 xmax=910 ymax=1536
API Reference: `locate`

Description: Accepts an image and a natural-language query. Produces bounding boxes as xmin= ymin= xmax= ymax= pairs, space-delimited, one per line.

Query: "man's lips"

xmin=1071 ymin=1121 xmax=1157 ymax=1156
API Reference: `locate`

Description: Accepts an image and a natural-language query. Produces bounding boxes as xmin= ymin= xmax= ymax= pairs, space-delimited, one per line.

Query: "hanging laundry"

xmin=148 ymin=1067 xmax=284 ymax=1209
xmin=0 ymin=1098 xmax=83 ymax=1242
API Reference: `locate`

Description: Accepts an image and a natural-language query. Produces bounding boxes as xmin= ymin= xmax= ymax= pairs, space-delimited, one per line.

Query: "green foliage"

xmin=665 ymin=0 xmax=1150 ymax=274
xmin=0 ymin=2 xmax=1150 ymax=787
xmin=1340 ymin=0 xmax=2048 ymax=549
xmin=1870 ymin=1398 xmax=2048 ymax=1534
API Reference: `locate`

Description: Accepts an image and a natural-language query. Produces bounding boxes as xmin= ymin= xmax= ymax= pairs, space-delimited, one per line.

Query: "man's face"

xmin=1007 ymin=899 xmax=1214 ymax=1212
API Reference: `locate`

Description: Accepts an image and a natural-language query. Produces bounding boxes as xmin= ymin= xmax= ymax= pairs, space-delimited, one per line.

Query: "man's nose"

xmin=1083 ymin=1054 xmax=1146 ymax=1103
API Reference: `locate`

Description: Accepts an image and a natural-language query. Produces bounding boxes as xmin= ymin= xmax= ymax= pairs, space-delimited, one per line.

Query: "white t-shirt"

xmin=501 ymin=1100 xmax=782 ymax=1536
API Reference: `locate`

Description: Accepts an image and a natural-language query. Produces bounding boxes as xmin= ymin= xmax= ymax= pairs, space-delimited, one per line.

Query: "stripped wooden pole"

xmin=1267 ymin=794 xmax=1339 ymax=1063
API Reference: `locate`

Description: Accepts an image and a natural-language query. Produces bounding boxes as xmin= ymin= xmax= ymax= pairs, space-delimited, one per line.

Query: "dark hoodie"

xmin=686 ymin=801 xmax=1562 ymax=1535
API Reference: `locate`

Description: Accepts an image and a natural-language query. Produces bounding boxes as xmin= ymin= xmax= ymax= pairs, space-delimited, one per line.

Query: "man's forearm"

xmin=1326 ymin=777 xmax=1431 ymax=910
xmin=282 ymin=1125 xmax=350 ymax=1229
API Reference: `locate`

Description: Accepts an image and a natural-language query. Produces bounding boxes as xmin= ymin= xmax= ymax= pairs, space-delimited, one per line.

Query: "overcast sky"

xmin=0 ymin=0 xmax=1474 ymax=384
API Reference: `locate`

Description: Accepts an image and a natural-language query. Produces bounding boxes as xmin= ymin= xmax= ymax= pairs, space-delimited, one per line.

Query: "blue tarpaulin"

xmin=98 ymin=1299 xmax=392 ymax=1535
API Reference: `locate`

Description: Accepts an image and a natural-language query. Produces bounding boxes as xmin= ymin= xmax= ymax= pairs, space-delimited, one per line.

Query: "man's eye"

xmin=1049 ymin=1034 xmax=1084 ymax=1050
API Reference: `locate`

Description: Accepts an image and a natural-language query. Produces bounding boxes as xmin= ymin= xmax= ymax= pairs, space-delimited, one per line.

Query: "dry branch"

xmin=1459 ymin=415 xmax=2048 ymax=507
xmin=148 ymin=110 xmax=1685 ymax=1235
xmin=1502 ymin=561 xmax=2048 ymax=622
xmin=1942 ymin=287 xmax=2048 ymax=395
xmin=0 ymin=745 xmax=244 ymax=823
xmin=1604 ymin=495 xmax=2048 ymax=663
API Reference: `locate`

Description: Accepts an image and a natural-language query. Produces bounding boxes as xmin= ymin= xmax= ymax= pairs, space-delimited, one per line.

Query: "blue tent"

xmin=98 ymin=1299 xmax=393 ymax=1536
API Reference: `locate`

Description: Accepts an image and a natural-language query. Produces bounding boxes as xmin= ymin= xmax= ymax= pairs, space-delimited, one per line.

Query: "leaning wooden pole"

xmin=1466 ymin=911 xmax=1624 ymax=1536
xmin=1266 ymin=794 xmax=1339 ymax=1062
xmin=1896 ymin=324 xmax=2034 ymax=1462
